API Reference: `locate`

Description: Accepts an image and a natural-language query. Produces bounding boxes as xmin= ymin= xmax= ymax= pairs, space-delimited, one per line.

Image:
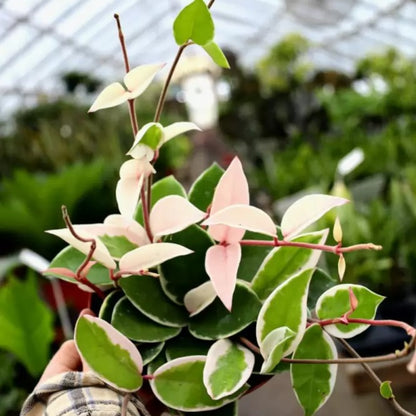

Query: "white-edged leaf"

xmin=291 ymin=324 xmax=338 ymax=416
xmin=281 ymin=194 xmax=348 ymax=239
xmin=150 ymin=355 xmax=246 ymax=411
xmin=88 ymin=82 xmax=128 ymax=112
xmin=256 ymin=269 xmax=314 ymax=357
xmin=75 ymin=315 xmax=143 ymax=392
xmin=203 ymin=204 xmax=276 ymax=237
xmin=103 ymin=214 xmax=149 ymax=246
xmin=46 ymin=228 xmax=116 ymax=270
xmin=184 ymin=280 xmax=217 ymax=316
xmin=203 ymin=339 xmax=254 ymax=400
xmin=124 ymin=63 xmax=165 ymax=99
xmin=205 ymin=243 xmax=241 ymax=311
xmin=119 ymin=243 xmax=192 ymax=275
xmin=162 ymin=121 xmax=201 ymax=144
xmin=260 ymin=326 xmax=296 ymax=373
xmin=315 ymin=284 xmax=384 ymax=339
xmin=150 ymin=195 xmax=206 ymax=238
xmin=127 ymin=122 xmax=163 ymax=159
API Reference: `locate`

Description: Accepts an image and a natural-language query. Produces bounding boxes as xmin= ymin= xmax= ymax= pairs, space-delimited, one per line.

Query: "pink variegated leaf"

xmin=203 ymin=204 xmax=276 ymax=238
xmin=124 ymin=63 xmax=165 ymax=99
xmin=46 ymin=228 xmax=116 ymax=270
xmin=116 ymin=159 xmax=155 ymax=218
xmin=162 ymin=122 xmax=200 ymax=144
xmin=88 ymin=82 xmax=129 ymax=112
xmin=43 ymin=267 xmax=76 ymax=280
xmin=119 ymin=243 xmax=192 ymax=275
xmin=281 ymin=194 xmax=349 ymax=239
xmin=127 ymin=122 xmax=163 ymax=160
xmin=205 ymin=243 xmax=241 ymax=311
xmin=209 ymin=157 xmax=249 ymax=243
xmin=150 ymin=195 xmax=206 ymax=239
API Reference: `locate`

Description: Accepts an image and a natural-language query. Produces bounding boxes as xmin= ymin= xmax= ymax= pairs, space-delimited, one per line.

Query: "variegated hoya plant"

xmin=44 ymin=1 xmax=416 ymax=415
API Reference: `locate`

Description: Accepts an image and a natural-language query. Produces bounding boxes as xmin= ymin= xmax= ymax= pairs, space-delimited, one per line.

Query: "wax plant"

xmin=43 ymin=1 xmax=416 ymax=415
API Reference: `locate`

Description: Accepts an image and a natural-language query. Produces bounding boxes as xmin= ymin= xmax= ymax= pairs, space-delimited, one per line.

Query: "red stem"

xmin=239 ymin=239 xmax=381 ymax=255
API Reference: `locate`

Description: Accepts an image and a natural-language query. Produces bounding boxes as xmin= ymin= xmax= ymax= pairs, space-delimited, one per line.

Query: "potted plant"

xmin=42 ymin=2 xmax=416 ymax=415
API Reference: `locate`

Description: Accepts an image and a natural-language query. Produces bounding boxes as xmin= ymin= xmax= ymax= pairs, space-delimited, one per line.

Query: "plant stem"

xmin=339 ymin=338 xmax=416 ymax=416
xmin=121 ymin=394 xmax=131 ymax=416
xmin=316 ymin=317 xmax=416 ymax=336
xmin=61 ymin=206 xmax=105 ymax=299
xmin=239 ymin=239 xmax=382 ymax=255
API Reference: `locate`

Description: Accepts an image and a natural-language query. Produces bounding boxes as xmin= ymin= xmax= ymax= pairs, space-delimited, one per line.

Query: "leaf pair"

xmin=173 ymin=0 xmax=229 ymax=68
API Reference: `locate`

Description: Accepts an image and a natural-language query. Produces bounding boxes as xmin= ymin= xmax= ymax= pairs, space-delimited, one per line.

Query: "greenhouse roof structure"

xmin=0 ymin=0 xmax=415 ymax=118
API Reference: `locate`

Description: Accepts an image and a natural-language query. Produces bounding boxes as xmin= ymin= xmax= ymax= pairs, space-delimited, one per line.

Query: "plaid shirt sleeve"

xmin=20 ymin=371 xmax=152 ymax=416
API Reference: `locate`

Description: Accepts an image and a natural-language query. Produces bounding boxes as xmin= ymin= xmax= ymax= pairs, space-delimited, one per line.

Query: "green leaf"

xmin=165 ymin=332 xmax=212 ymax=360
xmin=307 ymin=268 xmax=337 ymax=310
xmin=140 ymin=342 xmax=165 ymax=366
xmin=45 ymin=246 xmax=111 ymax=285
xmin=252 ymin=230 xmax=327 ymax=300
xmin=260 ymin=327 xmax=295 ymax=374
xmin=138 ymin=124 xmax=163 ymax=150
xmin=75 ymin=315 xmax=143 ymax=392
xmin=135 ymin=175 xmax=186 ymax=224
xmin=203 ymin=41 xmax=230 ymax=68
xmin=119 ymin=275 xmax=188 ymax=327
xmin=189 ymin=282 xmax=261 ymax=340
xmin=315 ymin=284 xmax=385 ymax=338
xmin=238 ymin=231 xmax=275 ymax=282
xmin=173 ymin=0 xmax=215 ymax=46
xmin=203 ymin=339 xmax=254 ymax=400
xmin=291 ymin=324 xmax=338 ymax=416
xmin=99 ymin=235 xmax=137 ymax=259
xmin=160 ymin=225 xmax=214 ymax=304
xmin=380 ymin=381 xmax=394 ymax=399
xmin=188 ymin=163 xmax=224 ymax=211
xmin=147 ymin=350 xmax=167 ymax=374
xmin=256 ymin=269 xmax=314 ymax=356
xmin=112 ymin=297 xmax=181 ymax=342
xmin=150 ymin=356 xmax=247 ymax=411
xmin=0 ymin=274 xmax=53 ymax=376
xmin=99 ymin=290 xmax=124 ymax=322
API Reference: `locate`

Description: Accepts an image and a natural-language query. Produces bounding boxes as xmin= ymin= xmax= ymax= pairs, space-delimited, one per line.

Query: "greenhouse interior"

xmin=2 ymin=0 xmax=416 ymax=415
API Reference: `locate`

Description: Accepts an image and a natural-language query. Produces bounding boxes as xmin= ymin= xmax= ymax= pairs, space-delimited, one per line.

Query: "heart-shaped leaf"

xmin=315 ymin=284 xmax=384 ymax=338
xmin=291 ymin=324 xmax=338 ymax=416
xmin=119 ymin=275 xmax=188 ymax=327
xmin=188 ymin=163 xmax=224 ymax=211
xmin=173 ymin=0 xmax=214 ymax=46
xmin=112 ymin=297 xmax=181 ymax=342
xmin=252 ymin=230 xmax=328 ymax=300
xmin=189 ymin=282 xmax=261 ymax=340
xmin=99 ymin=290 xmax=124 ymax=322
xmin=256 ymin=269 xmax=314 ymax=356
xmin=75 ymin=315 xmax=143 ymax=392
xmin=203 ymin=339 xmax=254 ymax=400
xmin=281 ymin=195 xmax=348 ymax=239
xmin=150 ymin=356 xmax=247 ymax=411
